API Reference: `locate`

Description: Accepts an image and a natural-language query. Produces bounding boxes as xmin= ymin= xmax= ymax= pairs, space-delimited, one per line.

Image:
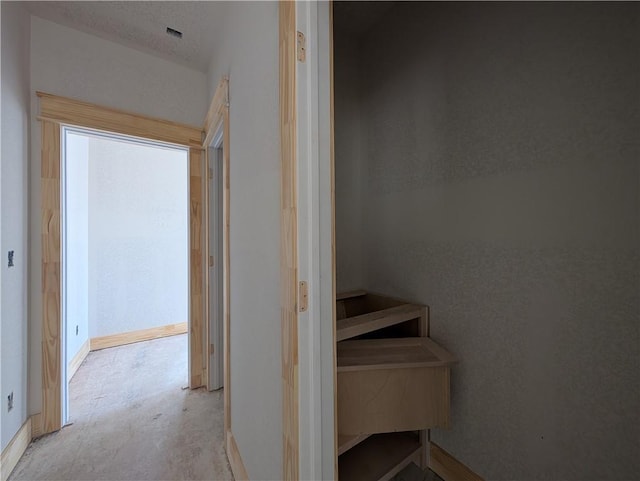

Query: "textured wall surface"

xmin=334 ymin=30 xmax=364 ymax=292
xmin=1 ymin=1 xmax=31 ymax=451
xmin=28 ymin=16 xmax=209 ymax=414
xmin=87 ymin=136 xmax=188 ymax=338
xmin=335 ymin=2 xmax=639 ymax=479
xmin=206 ymin=2 xmax=283 ymax=479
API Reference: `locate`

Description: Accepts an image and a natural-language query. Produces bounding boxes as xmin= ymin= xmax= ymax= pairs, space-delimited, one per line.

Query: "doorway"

xmin=61 ymin=127 xmax=189 ymax=424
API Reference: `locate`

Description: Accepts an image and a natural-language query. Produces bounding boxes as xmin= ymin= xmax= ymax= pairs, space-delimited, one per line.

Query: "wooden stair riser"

xmin=337 ymin=367 xmax=450 ymax=435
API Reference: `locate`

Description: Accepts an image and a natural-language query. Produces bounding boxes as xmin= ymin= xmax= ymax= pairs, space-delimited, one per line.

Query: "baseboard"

xmin=1 ymin=418 xmax=31 ymax=481
xmin=430 ymin=443 xmax=484 ymax=481
xmin=226 ymin=430 xmax=249 ymax=480
xmin=68 ymin=338 xmax=90 ymax=380
xmin=90 ymin=322 xmax=188 ymax=351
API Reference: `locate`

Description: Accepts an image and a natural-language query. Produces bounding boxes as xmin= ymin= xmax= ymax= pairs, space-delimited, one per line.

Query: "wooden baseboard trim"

xmin=68 ymin=338 xmax=90 ymax=380
xmin=90 ymin=322 xmax=188 ymax=351
xmin=1 ymin=418 xmax=31 ymax=481
xmin=430 ymin=443 xmax=484 ymax=481
xmin=226 ymin=430 xmax=250 ymax=480
xmin=30 ymin=413 xmax=43 ymax=440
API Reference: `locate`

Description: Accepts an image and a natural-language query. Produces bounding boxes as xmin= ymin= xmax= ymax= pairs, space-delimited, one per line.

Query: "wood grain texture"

xmin=30 ymin=414 xmax=43 ymax=440
xmin=227 ymin=431 xmax=250 ymax=480
xmin=337 ymin=367 xmax=451 ymax=435
xmin=37 ymin=92 xmax=203 ymax=148
xmin=68 ymin=338 xmax=90 ymax=380
xmin=190 ymin=148 xmax=206 ymax=388
xmin=338 ymin=433 xmax=421 ymax=481
xmin=203 ymin=77 xmax=229 ymax=148
xmin=41 ymin=120 xmax=62 ymax=435
xmin=337 ymin=337 xmax=456 ymax=372
xmin=280 ymin=1 xmax=299 ymax=479
xmin=89 ymin=323 xmax=188 ymax=351
xmin=202 ymin=77 xmax=231 ymax=434
xmin=1 ymin=418 xmax=31 ymax=481
xmin=336 ymin=303 xmax=425 ymax=341
xmin=430 ymin=443 xmax=485 ymax=481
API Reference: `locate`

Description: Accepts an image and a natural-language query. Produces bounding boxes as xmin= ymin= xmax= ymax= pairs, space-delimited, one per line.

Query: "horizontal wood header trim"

xmin=36 ymin=91 xmax=204 ymax=149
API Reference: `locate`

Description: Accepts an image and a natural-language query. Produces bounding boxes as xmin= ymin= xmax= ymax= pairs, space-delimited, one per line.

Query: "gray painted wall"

xmin=29 ymin=16 xmax=208 ymax=415
xmin=206 ymin=2 xmax=282 ymax=478
xmin=1 ymin=1 xmax=31 ymax=451
xmin=335 ymin=3 xmax=639 ymax=479
xmin=334 ymin=30 xmax=364 ymax=293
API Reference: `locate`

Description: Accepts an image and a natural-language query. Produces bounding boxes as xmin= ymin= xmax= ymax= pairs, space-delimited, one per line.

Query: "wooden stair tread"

xmin=338 ymin=432 xmax=421 ymax=481
xmin=337 ymin=337 xmax=456 ymax=372
xmin=338 ymin=433 xmax=371 ymax=456
xmin=336 ymin=303 xmax=424 ymax=342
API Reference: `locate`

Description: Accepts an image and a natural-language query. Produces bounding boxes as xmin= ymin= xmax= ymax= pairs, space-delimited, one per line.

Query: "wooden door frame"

xmin=37 ymin=92 xmax=207 ymax=435
xmin=202 ymin=77 xmax=232 ymax=440
xmin=280 ymin=1 xmax=336 ymax=479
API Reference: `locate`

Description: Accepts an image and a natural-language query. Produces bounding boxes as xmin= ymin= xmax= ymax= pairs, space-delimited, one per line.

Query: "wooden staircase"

xmin=336 ymin=291 xmax=456 ymax=481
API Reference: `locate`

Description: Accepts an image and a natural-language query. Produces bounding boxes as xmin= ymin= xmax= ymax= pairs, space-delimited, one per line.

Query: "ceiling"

xmin=24 ymin=1 xmax=394 ymax=72
xmin=25 ymin=1 xmax=226 ymax=73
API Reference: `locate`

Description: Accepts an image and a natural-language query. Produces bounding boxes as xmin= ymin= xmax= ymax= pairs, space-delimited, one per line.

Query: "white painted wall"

xmin=206 ymin=2 xmax=282 ymax=478
xmin=64 ymin=133 xmax=90 ymax=366
xmin=29 ymin=16 xmax=208 ymax=415
xmin=87 ymin=135 xmax=188 ymax=338
xmin=334 ymin=3 xmax=639 ymax=479
xmin=1 ymin=1 xmax=31 ymax=451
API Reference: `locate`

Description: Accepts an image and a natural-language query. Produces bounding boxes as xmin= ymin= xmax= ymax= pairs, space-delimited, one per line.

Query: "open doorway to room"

xmin=61 ymin=127 xmax=189 ymax=424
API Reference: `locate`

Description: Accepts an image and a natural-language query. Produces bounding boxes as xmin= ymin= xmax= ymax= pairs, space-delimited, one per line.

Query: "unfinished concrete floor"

xmin=9 ymin=334 xmax=233 ymax=481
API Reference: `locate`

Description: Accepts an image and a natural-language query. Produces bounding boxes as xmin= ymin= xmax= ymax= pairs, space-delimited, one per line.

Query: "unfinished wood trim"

xmin=222 ymin=98 xmax=232 ymax=434
xmin=39 ymin=96 xmax=204 ymax=436
xmin=89 ymin=323 xmax=188 ymax=351
xmin=329 ymin=2 xmax=338 ymax=478
xmin=30 ymin=414 xmax=43 ymax=440
xmin=430 ymin=443 xmax=485 ymax=481
xmin=226 ymin=431 xmax=250 ymax=480
xmin=202 ymin=77 xmax=231 ymax=433
xmin=36 ymin=92 xmax=203 ymax=148
xmin=41 ymin=120 xmax=62 ymax=435
xmin=203 ymin=77 xmax=229 ymax=148
xmin=190 ymin=148 xmax=206 ymax=388
xmin=68 ymin=338 xmax=90 ymax=380
xmin=1 ymin=418 xmax=31 ymax=481
xmin=280 ymin=1 xmax=299 ymax=479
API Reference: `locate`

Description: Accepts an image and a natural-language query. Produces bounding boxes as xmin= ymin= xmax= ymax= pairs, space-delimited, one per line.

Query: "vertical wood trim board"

xmin=30 ymin=413 xmax=43 ymax=440
xmin=226 ymin=431 xmax=250 ymax=481
xmin=41 ymin=120 xmax=62 ymax=435
xmin=222 ymin=104 xmax=231 ymax=435
xmin=329 ymin=1 xmax=339 ymax=479
xmin=430 ymin=443 xmax=485 ymax=481
xmin=0 ymin=418 xmax=32 ymax=481
xmin=280 ymin=1 xmax=299 ymax=479
xmin=190 ymin=147 xmax=206 ymax=388
xmin=202 ymin=77 xmax=231 ymax=435
xmin=38 ymin=92 xmax=206 ymax=435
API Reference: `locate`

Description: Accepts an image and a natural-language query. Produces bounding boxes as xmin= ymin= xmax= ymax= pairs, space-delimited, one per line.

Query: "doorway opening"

xmin=61 ymin=127 xmax=189 ymax=424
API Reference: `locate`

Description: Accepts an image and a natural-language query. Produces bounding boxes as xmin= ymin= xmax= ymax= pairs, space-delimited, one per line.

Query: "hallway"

xmin=9 ymin=335 xmax=233 ymax=481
